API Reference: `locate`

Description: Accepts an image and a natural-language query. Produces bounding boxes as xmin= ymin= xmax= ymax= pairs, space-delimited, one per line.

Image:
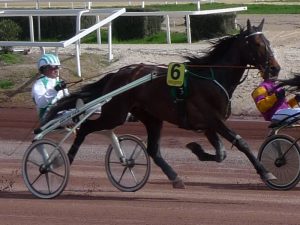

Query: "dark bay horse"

xmin=43 ymin=19 xmax=280 ymax=188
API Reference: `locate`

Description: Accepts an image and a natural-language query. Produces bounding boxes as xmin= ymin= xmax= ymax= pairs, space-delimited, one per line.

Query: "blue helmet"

xmin=37 ymin=53 xmax=60 ymax=70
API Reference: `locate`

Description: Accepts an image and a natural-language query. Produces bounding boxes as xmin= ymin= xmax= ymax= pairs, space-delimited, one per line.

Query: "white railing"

xmin=0 ymin=0 xmax=215 ymax=9
xmin=124 ymin=7 xmax=247 ymax=44
xmin=0 ymin=8 xmax=126 ymax=76
xmin=0 ymin=5 xmax=247 ymax=77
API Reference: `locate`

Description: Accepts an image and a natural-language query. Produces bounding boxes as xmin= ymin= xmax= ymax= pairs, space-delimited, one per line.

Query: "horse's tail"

xmin=276 ymin=73 xmax=300 ymax=89
xmin=42 ymin=73 xmax=114 ymax=125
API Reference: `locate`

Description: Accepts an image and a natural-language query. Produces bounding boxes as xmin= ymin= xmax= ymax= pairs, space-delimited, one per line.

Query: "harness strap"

xmin=245 ymin=31 xmax=262 ymax=39
xmin=209 ymin=68 xmax=230 ymax=102
xmin=170 ymin=72 xmax=190 ymax=129
xmin=188 ymin=68 xmax=232 ymax=118
xmin=188 ymin=68 xmax=231 ymax=102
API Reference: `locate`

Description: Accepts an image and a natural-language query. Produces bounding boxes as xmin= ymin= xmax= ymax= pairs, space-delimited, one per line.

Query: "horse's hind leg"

xmin=67 ymin=103 xmax=129 ymax=164
xmin=186 ymin=130 xmax=226 ymax=162
xmin=68 ymin=120 xmax=110 ymax=164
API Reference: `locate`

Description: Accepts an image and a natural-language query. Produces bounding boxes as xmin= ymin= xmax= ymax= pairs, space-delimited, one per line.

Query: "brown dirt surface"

xmin=1 ymin=108 xmax=300 ymax=225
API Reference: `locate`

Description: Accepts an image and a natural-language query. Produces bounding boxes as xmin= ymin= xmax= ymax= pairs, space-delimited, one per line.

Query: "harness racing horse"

xmin=43 ymin=19 xmax=280 ymax=188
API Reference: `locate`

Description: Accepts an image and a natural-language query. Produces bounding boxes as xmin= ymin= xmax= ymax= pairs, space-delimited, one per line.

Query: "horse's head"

xmin=239 ymin=19 xmax=281 ymax=79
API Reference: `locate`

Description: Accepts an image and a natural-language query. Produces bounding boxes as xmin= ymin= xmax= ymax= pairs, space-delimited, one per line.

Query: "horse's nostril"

xmin=269 ymin=66 xmax=281 ymax=76
xmin=271 ymin=66 xmax=280 ymax=72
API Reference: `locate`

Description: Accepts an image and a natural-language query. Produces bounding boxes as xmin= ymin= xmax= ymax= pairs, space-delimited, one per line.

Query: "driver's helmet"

xmin=37 ymin=53 xmax=61 ymax=71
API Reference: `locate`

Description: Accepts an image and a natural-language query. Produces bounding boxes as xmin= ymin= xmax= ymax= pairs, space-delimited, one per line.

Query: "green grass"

xmin=102 ymin=3 xmax=300 ymax=14
xmin=245 ymin=4 xmax=300 ymax=13
xmin=0 ymin=53 xmax=23 ymax=64
xmin=0 ymin=80 xmax=14 ymax=89
xmin=82 ymin=31 xmax=187 ymax=44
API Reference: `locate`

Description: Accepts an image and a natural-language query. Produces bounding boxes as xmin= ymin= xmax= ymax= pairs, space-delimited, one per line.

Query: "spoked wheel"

xmin=105 ymin=134 xmax=150 ymax=192
xmin=22 ymin=139 xmax=70 ymax=199
xmin=258 ymin=134 xmax=300 ymax=190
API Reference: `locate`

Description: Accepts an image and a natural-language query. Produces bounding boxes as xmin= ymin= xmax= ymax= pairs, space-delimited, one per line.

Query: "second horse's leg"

xmin=215 ymin=119 xmax=276 ymax=181
xmin=186 ymin=130 xmax=227 ymax=162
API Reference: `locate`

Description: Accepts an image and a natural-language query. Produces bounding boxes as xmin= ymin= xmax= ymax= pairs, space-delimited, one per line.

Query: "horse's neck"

xmin=216 ymin=67 xmax=245 ymax=92
xmin=212 ymin=51 xmax=246 ymax=96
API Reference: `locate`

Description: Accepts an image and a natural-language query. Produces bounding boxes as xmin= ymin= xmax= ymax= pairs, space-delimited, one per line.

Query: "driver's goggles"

xmin=47 ymin=65 xmax=61 ymax=70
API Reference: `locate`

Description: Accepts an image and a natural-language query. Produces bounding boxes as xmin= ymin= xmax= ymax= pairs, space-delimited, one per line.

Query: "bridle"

xmin=182 ymin=30 xmax=276 ymax=107
xmin=244 ymin=31 xmax=275 ymax=77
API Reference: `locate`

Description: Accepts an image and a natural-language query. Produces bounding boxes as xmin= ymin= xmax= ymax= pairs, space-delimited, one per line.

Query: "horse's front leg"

xmin=140 ymin=117 xmax=185 ymax=189
xmin=186 ymin=130 xmax=227 ymax=162
xmin=215 ymin=120 xmax=276 ymax=181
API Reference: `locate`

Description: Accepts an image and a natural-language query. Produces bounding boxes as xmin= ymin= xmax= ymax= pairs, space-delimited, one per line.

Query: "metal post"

xmin=165 ymin=15 xmax=171 ymax=44
xmin=29 ymin=16 xmax=34 ymax=42
xmin=87 ymin=2 xmax=92 ymax=9
xmin=36 ymin=0 xmax=41 ymax=41
xmin=39 ymin=46 xmax=45 ymax=55
xmin=197 ymin=1 xmax=200 ymax=11
xmin=96 ymin=15 xmax=102 ymax=46
xmin=186 ymin=14 xmax=191 ymax=44
xmin=108 ymin=22 xmax=113 ymax=61
xmin=75 ymin=42 xmax=81 ymax=77
xmin=75 ymin=10 xmax=89 ymax=77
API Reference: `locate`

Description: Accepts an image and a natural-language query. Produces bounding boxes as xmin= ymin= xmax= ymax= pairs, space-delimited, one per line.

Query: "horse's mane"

xmin=276 ymin=73 xmax=300 ymax=90
xmin=185 ymin=33 xmax=239 ymax=65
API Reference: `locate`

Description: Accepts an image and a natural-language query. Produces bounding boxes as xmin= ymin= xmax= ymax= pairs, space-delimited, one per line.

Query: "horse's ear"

xmin=247 ymin=19 xmax=251 ymax=31
xmin=257 ymin=18 xmax=265 ymax=31
xmin=236 ymin=23 xmax=243 ymax=32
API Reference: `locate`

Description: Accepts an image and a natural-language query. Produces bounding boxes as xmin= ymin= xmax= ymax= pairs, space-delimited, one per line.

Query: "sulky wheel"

xmin=258 ymin=134 xmax=300 ymax=190
xmin=105 ymin=134 xmax=150 ymax=192
xmin=22 ymin=139 xmax=70 ymax=199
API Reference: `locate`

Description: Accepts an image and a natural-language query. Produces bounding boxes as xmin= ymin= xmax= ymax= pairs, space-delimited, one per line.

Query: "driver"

xmin=31 ymin=53 xmax=69 ymax=123
xmin=252 ymin=71 xmax=300 ymax=122
xmin=32 ymin=53 xmax=137 ymax=126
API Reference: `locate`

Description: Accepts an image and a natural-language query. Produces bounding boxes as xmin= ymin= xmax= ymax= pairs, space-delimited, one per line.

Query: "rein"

xmin=60 ymin=66 xmax=128 ymax=88
xmin=186 ymin=64 xmax=255 ymax=85
xmin=186 ymin=65 xmax=257 ymax=69
xmin=65 ymin=78 xmax=84 ymax=88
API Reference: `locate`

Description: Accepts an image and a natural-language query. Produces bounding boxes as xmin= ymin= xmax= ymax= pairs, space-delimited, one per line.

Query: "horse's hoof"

xmin=172 ymin=177 xmax=185 ymax=189
xmin=216 ymin=151 xmax=227 ymax=163
xmin=261 ymin=172 xmax=277 ymax=181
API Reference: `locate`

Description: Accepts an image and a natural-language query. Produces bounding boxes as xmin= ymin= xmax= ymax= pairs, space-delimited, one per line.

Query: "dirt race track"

xmin=1 ymin=108 xmax=300 ymax=225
